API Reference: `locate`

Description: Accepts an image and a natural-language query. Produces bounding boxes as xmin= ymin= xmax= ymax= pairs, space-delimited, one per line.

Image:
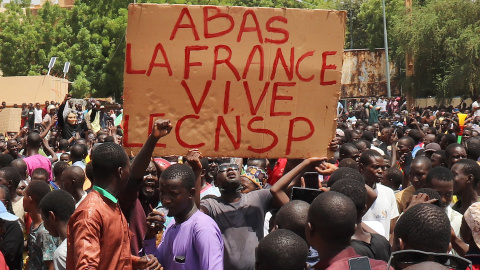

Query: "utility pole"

xmin=382 ymin=0 xmax=391 ymax=97
xmin=405 ymin=0 xmax=414 ymax=109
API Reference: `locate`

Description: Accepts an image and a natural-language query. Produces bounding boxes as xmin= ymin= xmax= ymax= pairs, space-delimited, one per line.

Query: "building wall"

xmin=341 ymin=49 xmax=400 ymax=98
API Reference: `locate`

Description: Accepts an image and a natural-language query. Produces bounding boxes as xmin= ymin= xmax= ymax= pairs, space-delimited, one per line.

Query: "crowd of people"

xmin=1 ymin=93 xmax=480 ymax=270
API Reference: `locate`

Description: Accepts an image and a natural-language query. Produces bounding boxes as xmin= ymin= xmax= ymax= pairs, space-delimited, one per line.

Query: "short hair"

xmin=339 ymin=143 xmax=358 ymax=158
xmin=330 ymin=178 xmax=367 ymax=214
xmin=91 ymin=143 xmax=129 ymax=182
xmin=384 ymin=167 xmax=403 ymax=188
xmin=338 ymin=158 xmax=358 ymax=170
xmin=26 ymin=180 xmax=52 ymax=205
xmin=394 ymin=204 xmax=450 ymax=253
xmin=308 ymin=191 xmax=356 ymax=244
xmin=443 ymin=134 xmax=457 ymax=146
xmin=408 ymin=129 xmax=423 ymax=144
xmin=53 ymin=162 xmax=70 ymax=179
xmin=70 ymin=144 xmax=87 ymax=161
xmin=411 ymin=156 xmax=432 ymax=169
xmin=58 ymin=139 xmax=69 ymax=151
xmin=11 ymin=158 xmax=27 ymax=179
xmin=104 ymin=136 xmax=115 ymax=143
xmin=160 ymin=164 xmax=195 ymax=190
xmin=85 ymin=162 xmax=94 ymax=184
xmin=247 ymin=158 xmax=267 ymax=168
xmin=362 ymin=130 xmax=374 ymax=142
xmin=413 ymin=188 xmax=442 ymax=207
xmin=275 ymin=200 xmax=310 ymax=241
xmin=358 ymin=149 xmax=382 ymax=167
xmin=200 ymin=157 xmax=209 ymax=171
xmin=257 ymin=229 xmax=308 ymax=270
xmin=454 ymin=159 xmax=480 ymax=187
xmin=327 ymin=167 xmax=364 ymax=187
xmin=445 ymin=143 xmax=465 ymax=159
xmin=398 ymin=136 xmax=415 ymax=149
xmin=466 ymin=137 xmax=480 ymax=160
xmin=425 ymin=166 xmax=453 ymax=186
xmin=353 ymin=139 xmax=371 ymax=150
xmin=39 ymin=190 xmax=75 ymax=223
xmin=27 ymin=132 xmax=42 ymax=149
xmin=32 ymin=168 xmax=49 ymax=180
xmin=0 ymin=154 xmax=14 ymax=168
xmin=0 ymin=185 xmax=13 ymax=214
xmin=0 ymin=167 xmax=21 ymax=191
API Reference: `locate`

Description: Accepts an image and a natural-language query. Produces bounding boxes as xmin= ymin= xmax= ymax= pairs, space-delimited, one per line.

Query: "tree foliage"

xmin=391 ymin=0 xmax=480 ymax=100
xmin=1 ymin=0 xmax=479 ymax=101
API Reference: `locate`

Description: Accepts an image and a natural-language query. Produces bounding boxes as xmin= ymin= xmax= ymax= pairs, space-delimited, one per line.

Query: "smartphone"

xmin=348 ymin=257 xmax=371 ymax=270
xmin=291 ymin=187 xmax=323 ymax=204
xmin=303 ymin=172 xmax=319 ymax=189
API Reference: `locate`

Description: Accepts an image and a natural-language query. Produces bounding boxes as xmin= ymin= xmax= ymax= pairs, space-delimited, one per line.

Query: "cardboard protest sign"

xmin=123 ymin=4 xmax=346 ymax=158
xmin=0 ymin=108 xmax=22 ymax=134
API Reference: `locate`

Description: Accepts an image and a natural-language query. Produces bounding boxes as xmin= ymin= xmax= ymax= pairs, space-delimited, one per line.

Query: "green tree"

xmin=391 ymin=0 xmax=480 ymax=101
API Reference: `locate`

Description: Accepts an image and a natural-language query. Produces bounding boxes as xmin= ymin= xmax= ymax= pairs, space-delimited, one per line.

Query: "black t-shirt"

xmin=0 ymin=220 xmax=24 ymax=270
xmin=351 ymin=233 xmax=391 ymax=262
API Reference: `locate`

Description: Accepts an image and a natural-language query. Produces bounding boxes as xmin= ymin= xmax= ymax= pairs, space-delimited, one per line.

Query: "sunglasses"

xmin=218 ymin=164 xmax=239 ymax=173
xmin=387 ymin=250 xmax=472 ymax=270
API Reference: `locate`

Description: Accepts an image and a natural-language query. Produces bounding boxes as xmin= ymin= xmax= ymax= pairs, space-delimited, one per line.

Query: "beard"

xmin=220 ymin=179 xmax=242 ymax=194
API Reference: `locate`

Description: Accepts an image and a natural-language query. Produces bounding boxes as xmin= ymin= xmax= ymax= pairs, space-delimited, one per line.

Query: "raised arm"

xmin=270 ymin=157 xmax=327 ymax=208
xmin=184 ymin=149 xmax=203 ymax=208
xmin=129 ymin=119 xmax=172 ymax=181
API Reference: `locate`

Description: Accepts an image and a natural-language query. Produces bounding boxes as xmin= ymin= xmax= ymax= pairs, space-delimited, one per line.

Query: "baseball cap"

xmin=0 ymin=202 xmax=19 ymax=221
xmin=425 ymin=143 xmax=441 ymax=152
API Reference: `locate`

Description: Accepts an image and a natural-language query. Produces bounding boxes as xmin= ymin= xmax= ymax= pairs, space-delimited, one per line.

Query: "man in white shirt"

xmin=472 ymin=95 xmax=480 ymax=117
xmin=359 ymin=150 xmax=399 ymax=240
xmin=34 ymin=103 xmax=43 ymax=129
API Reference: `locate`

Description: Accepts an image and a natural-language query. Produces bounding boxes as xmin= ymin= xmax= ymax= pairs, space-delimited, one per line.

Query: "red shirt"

xmin=314 ymin=247 xmax=393 ymax=270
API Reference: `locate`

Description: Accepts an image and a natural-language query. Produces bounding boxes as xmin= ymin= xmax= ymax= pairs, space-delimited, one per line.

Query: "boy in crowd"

xmin=256 ymin=229 xmax=308 ymax=270
xmin=359 ymin=150 xmax=399 ymax=240
xmin=452 ymin=159 xmax=480 ymax=214
xmin=144 ymin=164 xmax=224 ymax=270
xmin=306 ymin=191 xmax=391 ymax=269
xmin=396 ymin=156 xmax=432 ymax=213
xmin=39 ymin=190 xmax=76 ymax=270
xmin=23 ymin=180 xmax=59 ymax=270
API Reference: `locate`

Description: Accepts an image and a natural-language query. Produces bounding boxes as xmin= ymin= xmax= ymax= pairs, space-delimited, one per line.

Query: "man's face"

xmin=1 ymin=102 xmax=5 ymax=108
xmin=141 ymin=162 xmax=158 ymax=198
xmin=397 ymin=140 xmax=412 ymax=156
xmin=0 ymin=172 xmax=9 ymax=188
xmin=423 ymin=134 xmax=436 ymax=146
xmin=380 ymin=129 xmax=391 ymax=143
xmin=430 ymin=178 xmax=453 ymax=208
xmin=0 ymin=136 xmax=5 ymax=144
xmin=41 ymin=211 xmax=59 ymax=238
xmin=452 ymin=164 xmax=469 ymax=195
xmin=441 ymin=120 xmax=448 ymax=130
xmin=97 ymin=134 xmax=107 ymax=143
xmin=350 ymin=133 xmax=361 ymax=142
xmin=361 ymin=156 xmax=386 ymax=187
xmin=409 ymin=162 xmax=429 ymax=190
xmin=159 ymin=177 xmax=192 ymax=217
xmin=463 ymin=130 xmax=472 ymax=141
xmin=447 ymin=147 xmax=467 ymax=168
xmin=215 ymin=163 xmax=241 ymax=191
xmin=430 ymin=153 xmax=445 ymax=168
xmin=16 ymin=181 xmax=26 ymax=197
xmin=7 ymin=140 xmax=18 ymax=155
xmin=35 ymin=103 xmax=40 ymax=109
